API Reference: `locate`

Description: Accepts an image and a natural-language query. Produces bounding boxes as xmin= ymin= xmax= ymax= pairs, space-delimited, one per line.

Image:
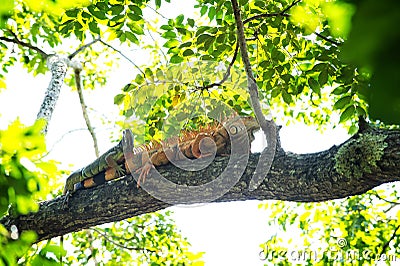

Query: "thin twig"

xmin=243 ymin=0 xmax=341 ymax=47
xmin=243 ymin=12 xmax=289 ymax=24
xmin=380 ymin=224 xmax=400 ymax=256
xmin=0 ymin=31 xmax=48 ymax=58
xmin=86 ymin=230 xmax=100 ymax=266
xmin=146 ymin=28 xmax=168 ymax=63
xmin=74 ymin=67 xmax=100 ymax=157
xmin=198 ymin=40 xmax=239 ymax=90
xmin=146 ymin=4 xmax=168 ymax=20
xmin=99 ymin=39 xmax=146 ymax=76
xmin=373 ymin=192 xmax=400 ymax=205
xmin=243 ymin=0 xmax=300 ymax=25
xmin=314 ymin=32 xmax=341 ymax=46
xmin=68 ymin=37 xmax=101 ymax=60
xmin=280 ymin=0 xmax=301 ymax=14
xmin=89 ymin=228 xmax=157 ymax=252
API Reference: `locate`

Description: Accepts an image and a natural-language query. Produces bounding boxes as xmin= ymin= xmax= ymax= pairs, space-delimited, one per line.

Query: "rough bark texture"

xmin=1 ymin=125 xmax=399 ymax=243
xmin=36 ymin=56 xmax=68 ymax=133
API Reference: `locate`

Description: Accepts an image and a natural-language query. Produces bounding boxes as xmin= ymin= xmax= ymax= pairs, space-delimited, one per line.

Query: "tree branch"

xmin=68 ymin=37 xmax=101 ymax=60
xmin=242 ymin=0 xmax=342 ymax=47
xmin=280 ymin=0 xmax=302 ymax=14
xmin=242 ymin=0 xmax=300 ymax=24
xmin=99 ymin=39 xmax=145 ymax=76
xmin=314 ymin=32 xmax=341 ymax=46
xmin=380 ymin=224 xmax=400 ymax=256
xmin=1 ymin=126 xmax=399 ymax=243
xmin=89 ymin=228 xmax=156 ymax=252
xmin=198 ymin=40 xmax=239 ymax=90
xmin=0 ymin=31 xmax=48 ymax=58
xmin=231 ymin=0 xmax=278 ymax=189
xmin=243 ymin=12 xmax=289 ymax=24
xmin=73 ymin=66 xmax=100 ymax=157
xmin=36 ymin=55 xmax=68 ymax=133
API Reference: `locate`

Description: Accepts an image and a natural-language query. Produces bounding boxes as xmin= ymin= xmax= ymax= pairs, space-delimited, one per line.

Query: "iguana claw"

xmin=62 ymin=191 xmax=71 ymax=209
xmin=135 ymin=162 xmax=154 ymax=188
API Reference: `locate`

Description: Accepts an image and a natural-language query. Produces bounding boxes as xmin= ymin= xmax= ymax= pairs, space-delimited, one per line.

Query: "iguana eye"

xmin=229 ymin=126 xmax=238 ymax=134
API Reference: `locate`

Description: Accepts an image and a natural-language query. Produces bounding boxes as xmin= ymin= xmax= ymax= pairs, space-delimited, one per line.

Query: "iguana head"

xmin=224 ymin=116 xmax=260 ymax=143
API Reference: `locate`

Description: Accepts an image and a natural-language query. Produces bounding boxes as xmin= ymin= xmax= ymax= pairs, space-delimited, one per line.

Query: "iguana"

xmin=63 ymin=129 xmax=135 ymax=195
xmin=63 ymin=116 xmax=259 ymax=195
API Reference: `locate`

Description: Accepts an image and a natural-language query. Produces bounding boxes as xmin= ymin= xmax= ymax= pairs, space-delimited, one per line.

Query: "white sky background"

xmin=0 ymin=1 xmax=353 ymax=265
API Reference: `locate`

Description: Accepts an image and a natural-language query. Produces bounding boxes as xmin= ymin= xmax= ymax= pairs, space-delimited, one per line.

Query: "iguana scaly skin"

xmin=66 ymin=116 xmax=259 ymax=193
xmin=63 ymin=129 xmax=134 ymax=194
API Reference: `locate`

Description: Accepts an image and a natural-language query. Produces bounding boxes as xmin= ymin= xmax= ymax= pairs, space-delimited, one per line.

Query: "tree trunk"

xmin=1 ymin=125 xmax=399 ymax=243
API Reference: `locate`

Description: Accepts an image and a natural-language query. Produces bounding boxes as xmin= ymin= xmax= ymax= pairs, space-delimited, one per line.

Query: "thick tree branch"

xmin=1 ymin=126 xmax=399 ymax=243
xmin=36 ymin=56 xmax=68 ymax=133
xmin=231 ymin=0 xmax=278 ymax=189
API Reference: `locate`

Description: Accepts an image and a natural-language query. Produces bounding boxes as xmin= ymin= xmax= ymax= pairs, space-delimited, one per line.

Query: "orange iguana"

xmin=63 ymin=116 xmax=259 ymax=195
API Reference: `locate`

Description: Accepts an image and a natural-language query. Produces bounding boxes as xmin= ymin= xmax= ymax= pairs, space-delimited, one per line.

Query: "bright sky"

xmin=0 ymin=1 xmax=352 ymax=265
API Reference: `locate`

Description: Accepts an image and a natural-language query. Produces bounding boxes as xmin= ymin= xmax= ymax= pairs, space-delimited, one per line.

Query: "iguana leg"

xmin=105 ymin=152 xmax=124 ymax=177
xmin=135 ymin=162 xmax=154 ymax=188
xmin=105 ymin=129 xmax=135 ymax=180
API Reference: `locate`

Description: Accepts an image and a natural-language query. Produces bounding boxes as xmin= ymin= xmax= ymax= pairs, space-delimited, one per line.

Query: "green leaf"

xmin=164 ymin=39 xmax=180 ymax=48
xmin=125 ymin=31 xmax=139 ymax=44
xmin=170 ymin=54 xmax=183 ymax=63
xmin=96 ymin=2 xmax=107 ymax=10
xmin=127 ymin=13 xmax=142 ymax=21
xmin=200 ymin=6 xmax=208 ymax=16
xmin=110 ymin=4 xmax=124 ymax=15
xmin=187 ymin=18 xmax=195 ymax=27
xmin=135 ymin=74 xmax=144 ymax=84
xmin=162 ymin=31 xmax=177 ymax=39
xmin=339 ymin=105 xmax=355 ymax=123
xmin=88 ymin=20 xmax=100 ymax=35
xmin=282 ymin=90 xmax=293 ymax=104
xmin=318 ymin=68 xmax=329 ymax=85
xmin=208 ymin=6 xmax=216 ymax=20
xmin=196 ymin=33 xmax=213 ymax=45
xmin=176 ymin=14 xmax=184 ymax=25
xmin=160 ymin=25 xmax=173 ymax=30
xmin=179 ymin=41 xmax=192 ymax=48
xmin=182 ymin=49 xmax=194 ymax=56
xmin=312 ymin=63 xmax=327 ymax=72
xmin=202 ymin=36 xmax=215 ymax=50
xmin=333 ymin=95 xmax=352 ymax=110
xmin=356 ymin=106 xmax=367 ymax=117
xmin=308 ymin=78 xmax=320 ymax=95
xmin=331 ymin=86 xmax=350 ymax=95
xmin=128 ymin=5 xmax=142 ymax=15
xmin=87 ymin=6 xmax=106 ymax=20
xmin=65 ymin=9 xmax=79 ymax=17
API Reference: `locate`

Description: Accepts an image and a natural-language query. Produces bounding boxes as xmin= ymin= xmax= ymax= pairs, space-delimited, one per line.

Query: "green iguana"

xmin=63 ymin=129 xmax=134 ymax=195
xmin=63 ymin=116 xmax=260 ymax=196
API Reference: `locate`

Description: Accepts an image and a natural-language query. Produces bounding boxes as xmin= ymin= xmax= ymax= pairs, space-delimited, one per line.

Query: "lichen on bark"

xmin=334 ymin=133 xmax=388 ymax=179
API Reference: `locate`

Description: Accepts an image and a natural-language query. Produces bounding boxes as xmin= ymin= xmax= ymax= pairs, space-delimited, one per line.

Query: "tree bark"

xmin=36 ymin=55 xmax=68 ymax=134
xmin=1 ymin=125 xmax=399 ymax=243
